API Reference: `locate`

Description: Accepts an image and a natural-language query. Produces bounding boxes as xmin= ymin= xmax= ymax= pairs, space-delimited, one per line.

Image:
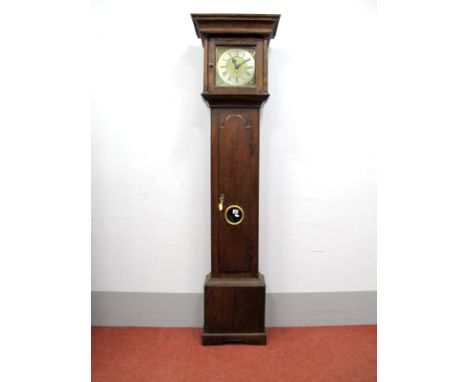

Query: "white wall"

xmin=92 ymin=0 xmax=377 ymax=293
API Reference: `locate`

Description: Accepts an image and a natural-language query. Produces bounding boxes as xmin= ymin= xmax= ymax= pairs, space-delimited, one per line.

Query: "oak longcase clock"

xmin=191 ymin=13 xmax=280 ymax=345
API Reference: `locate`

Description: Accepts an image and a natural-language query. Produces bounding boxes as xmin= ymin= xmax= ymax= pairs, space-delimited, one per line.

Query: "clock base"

xmin=202 ymin=332 xmax=266 ymax=346
xmin=202 ymin=273 xmax=266 ymax=345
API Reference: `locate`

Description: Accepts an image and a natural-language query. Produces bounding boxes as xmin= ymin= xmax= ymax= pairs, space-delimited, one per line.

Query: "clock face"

xmin=216 ymin=47 xmax=256 ymax=87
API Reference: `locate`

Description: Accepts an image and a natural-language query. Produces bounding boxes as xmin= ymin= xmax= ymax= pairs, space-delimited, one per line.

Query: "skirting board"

xmin=92 ymin=291 xmax=376 ymax=327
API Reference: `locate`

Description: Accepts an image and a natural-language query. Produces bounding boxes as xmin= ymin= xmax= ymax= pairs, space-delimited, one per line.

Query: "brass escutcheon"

xmin=224 ymin=204 xmax=245 ymax=226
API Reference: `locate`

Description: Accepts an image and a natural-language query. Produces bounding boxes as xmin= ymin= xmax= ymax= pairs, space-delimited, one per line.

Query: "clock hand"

xmin=231 ymin=58 xmax=240 ymax=70
xmin=231 ymin=57 xmax=250 ymax=70
xmin=238 ymin=58 xmax=251 ymax=67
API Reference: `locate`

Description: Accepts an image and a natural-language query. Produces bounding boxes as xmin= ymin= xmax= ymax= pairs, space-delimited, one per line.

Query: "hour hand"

xmin=231 ymin=58 xmax=240 ymax=69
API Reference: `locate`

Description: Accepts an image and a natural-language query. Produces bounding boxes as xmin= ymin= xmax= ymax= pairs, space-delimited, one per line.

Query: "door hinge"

xmin=249 ymin=139 xmax=255 ymax=153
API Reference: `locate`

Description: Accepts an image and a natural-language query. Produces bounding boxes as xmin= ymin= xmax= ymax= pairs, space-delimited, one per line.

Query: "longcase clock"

xmin=191 ymin=13 xmax=280 ymax=345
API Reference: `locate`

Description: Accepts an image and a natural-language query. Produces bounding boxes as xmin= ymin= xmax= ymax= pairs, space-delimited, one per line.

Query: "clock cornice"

xmin=191 ymin=13 xmax=280 ymax=39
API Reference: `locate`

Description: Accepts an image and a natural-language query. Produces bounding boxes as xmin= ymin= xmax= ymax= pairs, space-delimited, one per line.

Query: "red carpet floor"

xmin=92 ymin=326 xmax=376 ymax=382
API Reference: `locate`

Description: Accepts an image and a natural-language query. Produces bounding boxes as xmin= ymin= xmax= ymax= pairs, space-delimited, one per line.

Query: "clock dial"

xmin=216 ymin=47 xmax=256 ymax=87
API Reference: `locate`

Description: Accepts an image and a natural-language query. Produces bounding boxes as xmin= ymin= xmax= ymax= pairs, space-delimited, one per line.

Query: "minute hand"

xmin=238 ymin=58 xmax=251 ymax=67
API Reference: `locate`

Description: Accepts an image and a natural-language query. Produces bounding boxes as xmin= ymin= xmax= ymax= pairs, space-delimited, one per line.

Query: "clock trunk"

xmin=211 ymin=108 xmax=259 ymax=276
